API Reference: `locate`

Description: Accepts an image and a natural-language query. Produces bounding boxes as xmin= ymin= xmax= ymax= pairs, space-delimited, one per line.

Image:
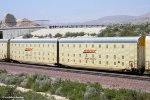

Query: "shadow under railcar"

xmin=0 ymin=31 xmax=3 ymax=39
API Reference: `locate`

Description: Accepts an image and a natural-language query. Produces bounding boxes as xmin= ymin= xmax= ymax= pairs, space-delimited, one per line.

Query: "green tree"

xmin=64 ymin=32 xmax=72 ymax=37
xmin=23 ymin=33 xmax=33 ymax=39
xmin=54 ymin=33 xmax=62 ymax=38
xmin=90 ymin=33 xmax=97 ymax=36
xmin=48 ymin=34 xmax=52 ymax=38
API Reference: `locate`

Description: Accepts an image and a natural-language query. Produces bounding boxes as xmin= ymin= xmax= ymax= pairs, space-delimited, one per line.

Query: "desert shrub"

xmin=64 ymin=32 xmax=86 ymax=37
xmin=0 ymin=72 xmax=28 ymax=86
xmin=0 ymin=73 xmax=22 ymax=85
xmin=55 ymin=86 xmax=63 ymax=96
xmin=31 ymin=74 xmax=51 ymax=92
xmin=60 ymin=80 xmax=86 ymax=99
xmin=4 ymin=74 xmax=17 ymax=84
xmin=0 ymin=69 xmax=7 ymax=74
xmin=84 ymin=86 xmax=98 ymax=100
xmin=118 ymin=89 xmax=150 ymax=100
xmin=48 ymin=33 xmax=52 ymax=38
xmin=20 ymin=78 xmax=28 ymax=87
xmin=54 ymin=33 xmax=62 ymax=38
xmin=0 ymin=73 xmax=7 ymax=83
xmin=38 ymin=35 xmax=45 ymax=38
xmin=78 ymin=32 xmax=86 ymax=36
xmin=90 ymin=33 xmax=97 ymax=36
xmin=1 ymin=72 xmax=150 ymax=100
xmin=83 ymin=83 xmax=102 ymax=100
xmin=49 ymin=78 xmax=62 ymax=94
xmin=32 ymin=79 xmax=51 ymax=92
xmin=52 ymin=80 xmax=87 ymax=100
xmin=51 ymin=77 xmax=61 ymax=85
xmin=0 ymin=86 xmax=50 ymax=100
xmin=25 ymin=74 xmax=38 ymax=88
xmin=104 ymin=89 xmax=120 ymax=100
xmin=99 ymin=93 xmax=108 ymax=100
xmin=18 ymin=73 xmax=28 ymax=78
xmin=97 ymin=23 xmax=150 ymax=37
xmin=0 ymin=86 xmax=16 ymax=97
xmin=49 ymin=80 xmax=103 ymax=100
xmin=136 ymin=92 xmax=150 ymax=100
xmin=23 ymin=33 xmax=33 ymax=39
xmin=18 ymin=91 xmax=49 ymax=100
xmin=104 ymin=88 xmax=150 ymax=100
xmin=123 ymin=90 xmax=138 ymax=100
xmin=87 ymin=82 xmax=103 ymax=93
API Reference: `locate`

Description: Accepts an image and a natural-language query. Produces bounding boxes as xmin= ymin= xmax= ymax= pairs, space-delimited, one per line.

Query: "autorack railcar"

xmin=9 ymin=39 xmax=58 ymax=65
xmin=59 ymin=36 xmax=145 ymax=74
xmin=0 ymin=39 xmax=9 ymax=61
xmin=146 ymin=36 xmax=150 ymax=70
xmin=0 ymin=35 xmax=147 ymax=75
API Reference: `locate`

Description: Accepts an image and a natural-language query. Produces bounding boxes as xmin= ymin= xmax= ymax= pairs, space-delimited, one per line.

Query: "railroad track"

xmin=0 ymin=61 xmax=150 ymax=82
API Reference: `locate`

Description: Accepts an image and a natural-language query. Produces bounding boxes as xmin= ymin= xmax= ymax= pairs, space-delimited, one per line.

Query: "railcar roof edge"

xmin=0 ymin=39 xmax=9 ymax=43
xmin=10 ymin=38 xmax=58 ymax=43
xmin=59 ymin=37 xmax=140 ymax=43
xmin=1 ymin=36 xmax=145 ymax=43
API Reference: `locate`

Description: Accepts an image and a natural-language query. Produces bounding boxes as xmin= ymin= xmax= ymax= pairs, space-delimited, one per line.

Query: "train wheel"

xmin=131 ymin=68 xmax=135 ymax=72
xmin=137 ymin=69 xmax=145 ymax=75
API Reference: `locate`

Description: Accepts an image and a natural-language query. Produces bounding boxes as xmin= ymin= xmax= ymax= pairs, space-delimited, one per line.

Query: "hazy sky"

xmin=0 ymin=0 xmax=150 ymax=23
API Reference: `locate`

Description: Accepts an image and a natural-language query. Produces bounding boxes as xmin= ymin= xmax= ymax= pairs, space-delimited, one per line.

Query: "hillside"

xmin=1 ymin=12 xmax=150 ymax=27
xmin=83 ymin=12 xmax=150 ymax=25
xmin=0 ymin=13 xmax=38 ymax=28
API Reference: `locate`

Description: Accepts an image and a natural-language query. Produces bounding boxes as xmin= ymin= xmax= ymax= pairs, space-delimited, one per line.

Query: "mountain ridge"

xmin=1 ymin=12 xmax=150 ymax=27
xmin=82 ymin=12 xmax=150 ymax=25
